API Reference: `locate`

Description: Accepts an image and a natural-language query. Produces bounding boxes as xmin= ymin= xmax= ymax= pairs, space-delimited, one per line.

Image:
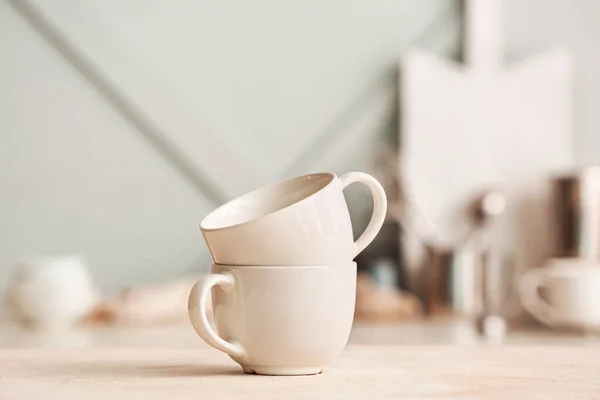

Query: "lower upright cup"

xmin=188 ymin=263 xmax=357 ymax=375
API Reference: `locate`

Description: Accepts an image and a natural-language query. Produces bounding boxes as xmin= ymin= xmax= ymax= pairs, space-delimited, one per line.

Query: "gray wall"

xmin=1 ymin=0 xmax=599 ymax=292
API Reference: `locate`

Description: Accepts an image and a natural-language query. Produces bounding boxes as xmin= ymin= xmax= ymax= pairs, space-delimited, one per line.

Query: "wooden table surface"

xmin=1 ymin=345 xmax=599 ymax=399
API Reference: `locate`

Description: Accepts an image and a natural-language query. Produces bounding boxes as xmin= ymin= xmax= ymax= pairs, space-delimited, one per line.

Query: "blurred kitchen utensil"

xmin=476 ymin=252 xmax=515 ymax=341
xmin=424 ymin=243 xmax=484 ymax=317
xmin=551 ymin=166 xmax=600 ymax=259
xmin=401 ymin=0 xmax=572 ymax=255
xmin=424 ymin=243 xmax=515 ymax=343
xmin=3 ymin=255 xmax=99 ymax=329
xmin=468 ymin=191 xmax=507 ymax=231
xmin=402 ymin=188 xmax=508 ymax=313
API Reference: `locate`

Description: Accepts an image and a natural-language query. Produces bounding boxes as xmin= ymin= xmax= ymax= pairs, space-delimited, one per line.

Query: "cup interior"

xmin=545 ymin=264 xmax=600 ymax=280
xmin=201 ymin=173 xmax=334 ymax=230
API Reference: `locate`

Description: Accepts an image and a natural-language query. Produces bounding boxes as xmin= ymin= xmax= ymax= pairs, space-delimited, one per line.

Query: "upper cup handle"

xmin=519 ymin=269 xmax=566 ymax=327
xmin=188 ymin=273 xmax=246 ymax=359
xmin=339 ymin=172 xmax=387 ymax=258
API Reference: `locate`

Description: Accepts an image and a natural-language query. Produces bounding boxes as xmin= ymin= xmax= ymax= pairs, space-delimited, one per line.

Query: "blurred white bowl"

xmin=3 ymin=255 xmax=99 ymax=329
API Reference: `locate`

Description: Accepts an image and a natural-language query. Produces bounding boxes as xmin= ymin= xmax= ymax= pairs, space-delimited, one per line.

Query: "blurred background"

xmin=2 ymin=0 xmax=600 ymax=347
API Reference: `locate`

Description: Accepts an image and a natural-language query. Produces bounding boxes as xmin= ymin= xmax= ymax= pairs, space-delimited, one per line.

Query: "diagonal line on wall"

xmin=7 ymin=0 xmax=228 ymax=206
xmin=282 ymin=72 xmax=396 ymax=177
xmin=283 ymin=2 xmax=459 ymax=177
xmin=9 ymin=0 xmax=459 ymax=206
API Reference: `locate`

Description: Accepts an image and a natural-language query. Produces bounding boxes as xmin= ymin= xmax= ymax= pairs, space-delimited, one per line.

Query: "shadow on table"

xmin=141 ymin=363 xmax=243 ymax=377
xmin=49 ymin=362 xmax=244 ymax=378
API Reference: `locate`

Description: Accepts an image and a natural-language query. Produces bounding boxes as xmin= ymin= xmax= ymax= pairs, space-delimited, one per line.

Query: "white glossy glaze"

xmin=200 ymin=172 xmax=386 ymax=265
xmin=188 ymin=263 xmax=357 ymax=375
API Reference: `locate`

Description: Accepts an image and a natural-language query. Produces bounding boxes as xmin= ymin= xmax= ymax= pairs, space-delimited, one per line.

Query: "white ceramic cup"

xmin=200 ymin=172 xmax=387 ymax=265
xmin=519 ymin=259 xmax=600 ymax=329
xmin=188 ymin=263 xmax=357 ymax=375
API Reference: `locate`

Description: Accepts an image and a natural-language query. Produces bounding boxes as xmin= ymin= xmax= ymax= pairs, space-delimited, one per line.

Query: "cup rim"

xmin=542 ymin=261 xmax=600 ymax=279
xmin=544 ymin=257 xmax=600 ymax=268
xmin=200 ymin=172 xmax=336 ymax=232
xmin=212 ymin=262 xmax=356 ymax=270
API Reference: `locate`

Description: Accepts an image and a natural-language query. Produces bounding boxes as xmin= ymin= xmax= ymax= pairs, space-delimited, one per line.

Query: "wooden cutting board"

xmin=1 ymin=345 xmax=599 ymax=399
xmin=401 ymin=0 xmax=573 ymax=267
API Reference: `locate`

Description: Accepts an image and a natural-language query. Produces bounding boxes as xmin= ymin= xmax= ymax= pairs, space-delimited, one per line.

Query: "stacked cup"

xmin=188 ymin=172 xmax=387 ymax=375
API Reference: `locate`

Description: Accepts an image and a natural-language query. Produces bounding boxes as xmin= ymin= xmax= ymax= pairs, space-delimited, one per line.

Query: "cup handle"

xmin=340 ymin=172 xmax=388 ymax=258
xmin=519 ymin=269 xmax=566 ymax=327
xmin=188 ymin=273 xmax=246 ymax=359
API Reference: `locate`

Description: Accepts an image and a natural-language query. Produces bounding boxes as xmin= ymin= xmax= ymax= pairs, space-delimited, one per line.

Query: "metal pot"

xmin=423 ymin=244 xmax=484 ymax=317
xmin=551 ymin=166 xmax=600 ymax=259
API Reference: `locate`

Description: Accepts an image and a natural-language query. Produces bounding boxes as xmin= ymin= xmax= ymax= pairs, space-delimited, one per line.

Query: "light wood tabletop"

xmin=1 ymin=345 xmax=599 ymax=399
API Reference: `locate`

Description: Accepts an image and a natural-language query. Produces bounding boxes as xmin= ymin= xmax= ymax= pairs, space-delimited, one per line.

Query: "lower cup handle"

xmin=188 ymin=273 xmax=246 ymax=359
xmin=519 ymin=269 xmax=566 ymax=327
xmin=340 ymin=172 xmax=388 ymax=258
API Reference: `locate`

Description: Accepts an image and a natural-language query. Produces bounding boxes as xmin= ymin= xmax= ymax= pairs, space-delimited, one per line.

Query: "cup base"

xmin=241 ymin=365 xmax=324 ymax=376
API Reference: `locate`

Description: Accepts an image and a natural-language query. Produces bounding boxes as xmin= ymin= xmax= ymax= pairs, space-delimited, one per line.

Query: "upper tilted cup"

xmin=200 ymin=171 xmax=387 ymax=265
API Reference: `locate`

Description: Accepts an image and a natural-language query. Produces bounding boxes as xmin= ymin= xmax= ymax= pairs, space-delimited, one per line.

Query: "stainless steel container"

xmin=552 ymin=167 xmax=600 ymax=259
xmin=424 ymin=244 xmax=484 ymax=317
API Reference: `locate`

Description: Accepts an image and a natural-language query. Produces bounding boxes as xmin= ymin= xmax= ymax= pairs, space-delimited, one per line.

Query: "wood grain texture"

xmin=1 ymin=345 xmax=599 ymax=399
